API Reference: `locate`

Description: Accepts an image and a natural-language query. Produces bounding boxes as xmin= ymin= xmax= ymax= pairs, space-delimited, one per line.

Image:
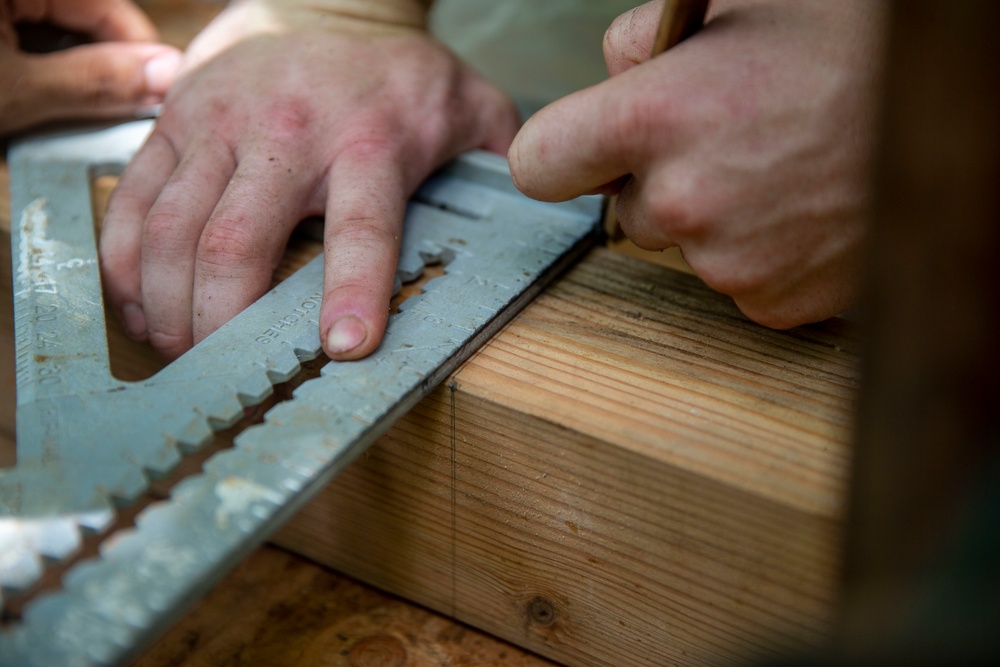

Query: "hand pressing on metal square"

xmin=509 ymin=0 xmax=886 ymax=329
xmin=0 ymin=0 xmax=181 ymax=136
xmin=98 ymin=0 xmax=519 ymax=362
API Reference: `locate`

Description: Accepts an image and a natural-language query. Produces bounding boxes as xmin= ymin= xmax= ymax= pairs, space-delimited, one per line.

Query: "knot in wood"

xmin=348 ymin=634 xmax=408 ymax=667
xmin=527 ymin=596 xmax=557 ymax=627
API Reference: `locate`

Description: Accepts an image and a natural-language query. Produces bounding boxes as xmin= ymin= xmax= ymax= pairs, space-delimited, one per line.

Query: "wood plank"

xmin=133 ymin=544 xmax=559 ymax=667
xmin=274 ymin=248 xmax=858 ymax=667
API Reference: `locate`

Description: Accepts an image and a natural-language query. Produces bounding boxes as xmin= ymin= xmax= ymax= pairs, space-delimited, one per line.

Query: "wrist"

xmin=230 ymin=0 xmax=433 ymax=34
xmin=183 ymin=0 xmax=433 ymax=70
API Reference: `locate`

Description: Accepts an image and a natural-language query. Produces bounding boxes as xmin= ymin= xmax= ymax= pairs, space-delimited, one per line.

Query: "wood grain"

xmin=132 ymin=544 xmax=559 ymax=667
xmin=275 ymin=248 xmax=858 ymax=667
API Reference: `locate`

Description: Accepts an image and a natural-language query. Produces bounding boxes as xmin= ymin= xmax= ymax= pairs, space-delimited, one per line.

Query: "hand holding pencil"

xmin=509 ymin=0 xmax=883 ymax=330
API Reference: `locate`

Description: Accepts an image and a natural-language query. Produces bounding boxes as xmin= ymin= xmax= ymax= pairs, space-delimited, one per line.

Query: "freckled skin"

xmin=99 ymin=2 xmax=520 ymax=361
xmin=99 ymin=0 xmax=880 ymax=358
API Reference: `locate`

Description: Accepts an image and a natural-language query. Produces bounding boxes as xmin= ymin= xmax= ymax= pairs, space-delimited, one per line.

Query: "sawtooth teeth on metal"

xmin=1 ymin=135 xmax=603 ymax=665
xmin=0 ymin=266 xmax=326 ymax=593
xmin=0 ymin=516 xmax=81 ymax=595
xmin=232 ymin=371 xmax=277 ymax=406
xmin=200 ymin=391 xmax=247 ymax=431
xmin=258 ymin=347 xmax=299 ymax=384
xmin=167 ymin=414 xmax=215 ymax=455
xmin=2 ymin=464 xmax=296 ymax=667
xmin=396 ymin=251 xmax=427 ymax=283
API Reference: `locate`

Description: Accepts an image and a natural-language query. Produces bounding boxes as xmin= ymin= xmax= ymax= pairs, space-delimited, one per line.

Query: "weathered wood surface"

xmin=131 ymin=544 xmax=558 ymax=667
xmin=274 ymin=247 xmax=858 ymax=667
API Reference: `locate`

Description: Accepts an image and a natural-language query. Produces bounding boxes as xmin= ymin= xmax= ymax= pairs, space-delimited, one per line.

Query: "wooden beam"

xmin=274 ymin=248 xmax=857 ymax=666
xmin=133 ymin=544 xmax=559 ymax=667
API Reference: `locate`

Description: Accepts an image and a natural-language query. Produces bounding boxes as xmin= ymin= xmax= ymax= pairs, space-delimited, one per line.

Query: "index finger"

xmin=319 ymin=144 xmax=409 ymax=360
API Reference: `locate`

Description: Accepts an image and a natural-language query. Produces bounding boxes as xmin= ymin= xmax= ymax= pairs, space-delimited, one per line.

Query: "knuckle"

xmin=88 ymin=72 xmax=120 ymax=105
xmin=323 ymin=279 xmax=380 ymax=303
xmin=333 ymin=109 xmax=401 ymax=157
xmin=695 ymin=259 xmax=769 ymax=303
xmin=706 ymin=270 xmax=762 ymax=299
xmin=643 ymin=172 xmax=717 ymax=241
xmin=0 ymin=65 xmax=44 ymax=132
xmin=733 ymin=297 xmax=802 ymax=330
xmin=734 ymin=283 xmax=852 ymax=330
xmin=142 ymin=209 xmax=192 ymax=257
xmin=147 ymin=329 xmax=190 ymax=360
xmin=609 ymin=94 xmax=665 ymax=161
xmin=339 ymin=132 xmax=398 ymax=165
xmin=197 ymin=220 xmax=265 ymax=268
xmin=156 ymin=100 xmax=202 ymax=137
xmin=616 ymin=200 xmax=662 ymax=251
xmin=258 ymin=94 xmax=316 ymax=143
xmin=328 ymin=216 xmax=397 ymax=250
xmin=0 ymin=95 xmax=18 ymax=132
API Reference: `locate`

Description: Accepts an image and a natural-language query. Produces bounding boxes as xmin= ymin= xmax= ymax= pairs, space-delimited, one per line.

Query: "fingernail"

xmin=325 ymin=316 xmax=367 ymax=355
xmin=122 ymin=302 xmax=147 ymax=340
xmin=143 ymin=50 xmax=182 ymax=97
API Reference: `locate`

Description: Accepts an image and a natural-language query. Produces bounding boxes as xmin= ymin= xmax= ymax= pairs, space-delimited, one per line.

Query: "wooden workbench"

xmin=1 ymin=2 xmax=860 ymax=665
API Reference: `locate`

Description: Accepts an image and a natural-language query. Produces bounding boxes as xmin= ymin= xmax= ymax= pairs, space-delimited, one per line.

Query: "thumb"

xmin=603 ymin=0 xmax=664 ymax=76
xmin=2 ymin=42 xmax=181 ymax=134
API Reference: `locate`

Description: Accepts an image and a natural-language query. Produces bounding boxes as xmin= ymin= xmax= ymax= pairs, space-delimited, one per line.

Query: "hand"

xmin=0 ymin=0 xmax=181 ymax=136
xmin=99 ymin=0 xmax=520 ymax=361
xmin=509 ymin=0 xmax=886 ymax=328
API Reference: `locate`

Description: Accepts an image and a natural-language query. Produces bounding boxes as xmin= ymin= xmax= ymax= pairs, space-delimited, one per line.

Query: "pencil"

xmin=651 ymin=0 xmax=710 ymax=56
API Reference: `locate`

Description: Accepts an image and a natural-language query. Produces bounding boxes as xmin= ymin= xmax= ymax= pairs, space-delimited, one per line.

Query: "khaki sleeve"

xmin=231 ymin=0 xmax=435 ymax=31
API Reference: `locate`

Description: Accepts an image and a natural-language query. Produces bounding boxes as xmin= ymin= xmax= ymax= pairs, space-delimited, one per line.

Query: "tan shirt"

xmin=430 ymin=0 xmax=638 ymax=117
